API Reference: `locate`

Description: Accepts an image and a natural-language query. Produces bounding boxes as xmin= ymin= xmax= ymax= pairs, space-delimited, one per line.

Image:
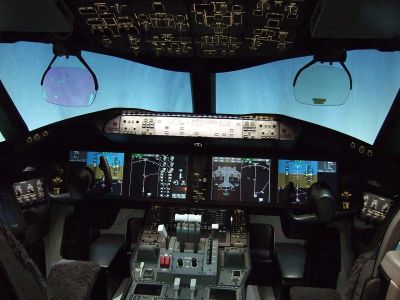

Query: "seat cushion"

xmin=47 ymin=260 xmax=100 ymax=300
xmin=290 ymin=287 xmax=340 ymax=300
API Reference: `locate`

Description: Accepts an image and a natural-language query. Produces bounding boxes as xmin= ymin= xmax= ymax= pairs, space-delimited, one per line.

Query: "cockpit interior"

xmin=2 ymin=1 xmax=400 ymax=300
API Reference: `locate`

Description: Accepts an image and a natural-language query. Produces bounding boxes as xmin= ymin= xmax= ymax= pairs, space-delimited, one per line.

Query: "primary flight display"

xmin=277 ymin=159 xmax=337 ymax=205
xmin=69 ymin=151 xmax=125 ymax=195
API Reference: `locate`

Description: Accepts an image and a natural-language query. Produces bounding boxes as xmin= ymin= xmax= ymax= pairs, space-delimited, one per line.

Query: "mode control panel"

xmin=105 ymin=112 xmax=295 ymax=140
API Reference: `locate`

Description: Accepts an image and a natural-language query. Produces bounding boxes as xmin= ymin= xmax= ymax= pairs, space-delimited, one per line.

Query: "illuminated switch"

xmin=160 ymin=256 xmax=166 ymax=268
xmin=165 ymin=256 xmax=171 ymax=268
xmin=160 ymin=255 xmax=170 ymax=268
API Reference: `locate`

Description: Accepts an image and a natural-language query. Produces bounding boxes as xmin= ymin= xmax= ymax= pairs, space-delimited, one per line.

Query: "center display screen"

xmin=277 ymin=160 xmax=337 ymax=205
xmin=129 ymin=153 xmax=188 ymax=199
xmin=211 ymin=157 xmax=271 ymax=203
xmin=69 ymin=151 xmax=125 ymax=195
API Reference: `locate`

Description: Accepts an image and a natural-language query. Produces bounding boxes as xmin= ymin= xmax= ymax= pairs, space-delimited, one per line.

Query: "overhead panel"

xmin=72 ymin=0 xmax=307 ymax=58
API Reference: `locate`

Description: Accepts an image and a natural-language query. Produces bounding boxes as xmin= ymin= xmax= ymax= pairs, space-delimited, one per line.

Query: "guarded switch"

xmin=165 ymin=256 xmax=171 ymax=268
xmin=160 ymin=255 xmax=170 ymax=268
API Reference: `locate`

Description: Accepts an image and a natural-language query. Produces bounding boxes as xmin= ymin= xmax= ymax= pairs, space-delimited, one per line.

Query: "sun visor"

xmin=0 ymin=0 xmax=73 ymax=32
xmin=310 ymin=0 xmax=400 ymax=39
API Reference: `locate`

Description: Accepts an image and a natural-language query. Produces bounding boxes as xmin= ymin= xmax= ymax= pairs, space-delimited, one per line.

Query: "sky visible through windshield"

xmin=217 ymin=50 xmax=400 ymax=144
xmin=0 ymin=42 xmax=192 ymax=131
xmin=0 ymin=42 xmax=400 ymax=144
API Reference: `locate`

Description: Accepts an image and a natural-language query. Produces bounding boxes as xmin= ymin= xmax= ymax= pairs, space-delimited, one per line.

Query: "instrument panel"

xmin=104 ymin=112 xmax=295 ymax=140
xmin=277 ymin=160 xmax=338 ymax=206
xmin=12 ymin=178 xmax=46 ymax=208
xmin=361 ymin=193 xmax=393 ymax=223
xmin=69 ymin=151 xmax=125 ymax=195
xmin=67 ymin=150 xmax=338 ymax=208
xmin=211 ymin=157 xmax=271 ymax=204
xmin=129 ymin=153 xmax=188 ymax=199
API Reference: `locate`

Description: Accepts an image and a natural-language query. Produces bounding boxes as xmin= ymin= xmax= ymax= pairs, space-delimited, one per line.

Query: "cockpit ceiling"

xmin=73 ymin=0 xmax=309 ymax=58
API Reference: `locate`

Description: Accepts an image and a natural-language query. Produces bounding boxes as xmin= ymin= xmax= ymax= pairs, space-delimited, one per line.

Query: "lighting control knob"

xmin=191 ymin=258 xmax=197 ymax=268
xmin=177 ymin=258 xmax=183 ymax=267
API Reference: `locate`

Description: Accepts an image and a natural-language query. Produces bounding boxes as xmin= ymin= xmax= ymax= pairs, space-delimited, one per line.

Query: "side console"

xmin=124 ymin=206 xmax=250 ymax=300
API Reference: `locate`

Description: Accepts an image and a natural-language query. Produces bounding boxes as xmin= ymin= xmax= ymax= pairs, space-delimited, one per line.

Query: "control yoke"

xmin=175 ymin=214 xmax=202 ymax=253
xmin=285 ymin=182 xmax=337 ymax=223
xmin=45 ymin=156 xmax=112 ymax=204
xmin=287 ymin=181 xmax=357 ymax=223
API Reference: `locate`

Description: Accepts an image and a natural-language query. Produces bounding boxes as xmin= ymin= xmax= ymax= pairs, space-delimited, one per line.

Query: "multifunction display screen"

xmin=361 ymin=193 xmax=393 ymax=223
xmin=69 ymin=151 xmax=125 ymax=195
xmin=211 ymin=157 xmax=271 ymax=203
xmin=129 ymin=154 xmax=188 ymax=199
xmin=277 ymin=160 xmax=337 ymax=205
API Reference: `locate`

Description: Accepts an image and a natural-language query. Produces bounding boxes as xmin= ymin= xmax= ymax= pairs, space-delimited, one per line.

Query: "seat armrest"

xmin=47 ymin=260 xmax=100 ymax=300
xmin=276 ymin=243 xmax=306 ymax=279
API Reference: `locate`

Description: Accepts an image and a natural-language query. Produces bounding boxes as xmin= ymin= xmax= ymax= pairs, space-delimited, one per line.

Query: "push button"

xmin=160 ymin=255 xmax=170 ymax=268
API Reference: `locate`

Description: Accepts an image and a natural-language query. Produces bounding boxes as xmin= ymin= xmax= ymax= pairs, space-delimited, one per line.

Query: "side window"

xmin=396 ymin=241 xmax=400 ymax=251
xmin=0 ymin=132 xmax=5 ymax=142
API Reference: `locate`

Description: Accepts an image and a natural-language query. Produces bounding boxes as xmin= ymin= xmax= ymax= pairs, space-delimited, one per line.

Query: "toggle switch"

xmin=177 ymin=258 xmax=183 ymax=267
xmin=191 ymin=257 xmax=197 ymax=268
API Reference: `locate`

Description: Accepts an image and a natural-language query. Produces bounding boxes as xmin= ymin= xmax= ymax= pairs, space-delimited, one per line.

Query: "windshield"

xmin=1 ymin=42 xmax=400 ymax=144
xmin=0 ymin=42 xmax=192 ymax=130
xmin=0 ymin=132 xmax=4 ymax=142
xmin=217 ymin=50 xmax=400 ymax=144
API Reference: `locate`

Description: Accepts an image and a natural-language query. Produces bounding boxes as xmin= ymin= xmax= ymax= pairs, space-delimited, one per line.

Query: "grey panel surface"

xmin=90 ymin=234 xmax=124 ymax=268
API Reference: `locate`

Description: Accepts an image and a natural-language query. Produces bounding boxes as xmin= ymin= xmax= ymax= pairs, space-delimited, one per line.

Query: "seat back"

xmin=0 ymin=217 xmax=47 ymax=300
xmin=374 ymin=207 xmax=400 ymax=276
xmin=344 ymin=206 xmax=400 ymax=300
xmin=343 ymin=250 xmax=376 ymax=300
xmin=249 ymin=223 xmax=275 ymax=258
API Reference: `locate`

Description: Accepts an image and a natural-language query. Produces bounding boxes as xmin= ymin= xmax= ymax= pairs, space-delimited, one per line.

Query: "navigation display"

xmin=129 ymin=154 xmax=188 ymax=199
xmin=69 ymin=151 xmax=124 ymax=195
xmin=211 ymin=157 xmax=271 ymax=203
xmin=361 ymin=193 xmax=393 ymax=223
xmin=277 ymin=160 xmax=337 ymax=205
